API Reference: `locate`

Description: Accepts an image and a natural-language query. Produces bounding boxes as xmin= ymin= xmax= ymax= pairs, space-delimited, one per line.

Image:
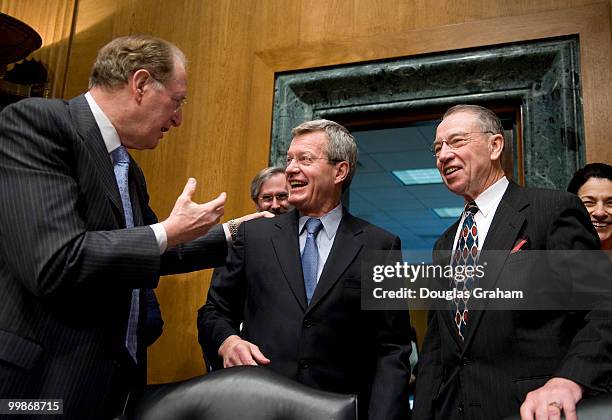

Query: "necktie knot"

xmin=465 ymin=201 xmax=479 ymax=216
xmin=305 ymin=218 xmax=323 ymax=236
xmin=111 ymin=145 xmax=130 ymax=164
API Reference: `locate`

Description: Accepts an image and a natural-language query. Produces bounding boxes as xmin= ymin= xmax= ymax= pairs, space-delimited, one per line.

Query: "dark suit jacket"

xmin=0 ymin=96 xmax=228 ymax=419
xmin=413 ymin=182 xmax=612 ymax=420
xmin=198 ymin=208 xmax=413 ymax=420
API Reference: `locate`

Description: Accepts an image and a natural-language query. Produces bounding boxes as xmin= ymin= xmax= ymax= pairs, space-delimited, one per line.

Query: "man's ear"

xmin=334 ymin=161 xmax=349 ymax=185
xmin=130 ymin=69 xmax=152 ymax=101
xmin=489 ymin=133 xmax=504 ymax=160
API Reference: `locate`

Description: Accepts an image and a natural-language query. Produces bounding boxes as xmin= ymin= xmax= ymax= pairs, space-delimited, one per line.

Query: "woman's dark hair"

xmin=567 ymin=163 xmax=612 ymax=194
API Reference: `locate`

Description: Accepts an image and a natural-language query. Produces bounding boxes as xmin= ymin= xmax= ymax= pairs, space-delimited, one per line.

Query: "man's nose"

xmin=437 ymin=141 xmax=453 ymax=162
xmin=286 ymin=159 xmax=300 ymax=173
xmin=171 ymin=108 xmax=183 ymax=127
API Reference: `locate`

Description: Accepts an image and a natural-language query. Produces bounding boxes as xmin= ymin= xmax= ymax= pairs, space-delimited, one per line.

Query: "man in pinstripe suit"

xmin=413 ymin=105 xmax=612 ymax=420
xmin=0 ymin=35 xmax=241 ymax=418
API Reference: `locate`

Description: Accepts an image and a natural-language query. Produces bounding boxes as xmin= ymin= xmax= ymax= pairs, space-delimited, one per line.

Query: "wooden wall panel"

xmin=0 ymin=0 xmax=76 ymax=98
xmin=25 ymin=0 xmax=609 ymax=385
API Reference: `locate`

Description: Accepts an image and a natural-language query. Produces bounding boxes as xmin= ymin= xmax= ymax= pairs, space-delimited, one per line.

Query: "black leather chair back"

xmin=126 ymin=366 xmax=357 ymax=420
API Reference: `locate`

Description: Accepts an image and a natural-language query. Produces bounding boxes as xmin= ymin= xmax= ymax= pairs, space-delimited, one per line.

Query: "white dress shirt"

xmin=451 ymin=176 xmax=509 ymax=256
xmin=85 ymin=92 xmax=169 ymax=253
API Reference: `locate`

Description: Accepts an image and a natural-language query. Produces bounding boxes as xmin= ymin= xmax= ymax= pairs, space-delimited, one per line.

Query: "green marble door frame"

xmin=270 ymin=37 xmax=583 ymax=190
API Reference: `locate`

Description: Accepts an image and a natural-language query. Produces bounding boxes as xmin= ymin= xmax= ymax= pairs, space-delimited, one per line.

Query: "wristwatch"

xmin=228 ymin=219 xmax=238 ymax=241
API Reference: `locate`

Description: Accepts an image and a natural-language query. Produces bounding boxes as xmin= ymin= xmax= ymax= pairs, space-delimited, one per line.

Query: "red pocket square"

xmin=511 ymin=238 xmax=528 ymax=253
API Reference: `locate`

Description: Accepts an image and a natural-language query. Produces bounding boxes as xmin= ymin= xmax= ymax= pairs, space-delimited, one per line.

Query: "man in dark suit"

xmin=0 ymin=35 xmax=255 ymax=419
xmin=198 ymin=119 xmax=413 ymax=420
xmin=200 ymin=166 xmax=288 ymax=372
xmin=413 ymin=105 xmax=612 ymax=420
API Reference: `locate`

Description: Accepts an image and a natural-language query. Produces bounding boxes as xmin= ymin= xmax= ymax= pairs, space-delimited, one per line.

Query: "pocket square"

xmin=511 ymin=238 xmax=528 ymax=254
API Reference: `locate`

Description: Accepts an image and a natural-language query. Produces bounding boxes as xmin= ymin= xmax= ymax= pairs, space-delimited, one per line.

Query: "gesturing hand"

xmin=162 ymin=178 xmax=226 ymax=248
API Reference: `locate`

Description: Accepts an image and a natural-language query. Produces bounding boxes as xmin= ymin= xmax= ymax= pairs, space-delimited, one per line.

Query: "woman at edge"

xmin=568 ymin=162 xmax=612 ymax=250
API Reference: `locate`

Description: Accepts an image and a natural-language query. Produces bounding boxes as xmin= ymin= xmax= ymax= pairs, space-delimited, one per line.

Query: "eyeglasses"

xmin=170 ymin=96 xmax=187 ymax=113
xmin=258 ymin=193 xmax=289 ymax=203
xmin=285 ymin=154 xmax=341 ymax=168
xmin=430 ymin=131 xmax=494 ymax=157
xmin=150 ymin=75 xmax=187 ymax=113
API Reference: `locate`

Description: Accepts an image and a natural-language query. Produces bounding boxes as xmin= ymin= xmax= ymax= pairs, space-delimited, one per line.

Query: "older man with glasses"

xmin=0 ymin=35 xmax=264 ymax=419
xmin=199 ymin=119 xmax=413 ymax=420
xmin=249 ymin=166 xmax=292 ymax=215
xmin=413 ymin=104 xmax=612 ymax=420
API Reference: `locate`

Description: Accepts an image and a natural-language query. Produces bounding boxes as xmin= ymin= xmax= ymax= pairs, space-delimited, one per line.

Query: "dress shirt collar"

xmin=472 ymin=176 xmax=509 ymax=219
xmin=84 ymin=91 xmax=122 ymax=156
xmin=298 ymin=203 xmax=343 ymax=240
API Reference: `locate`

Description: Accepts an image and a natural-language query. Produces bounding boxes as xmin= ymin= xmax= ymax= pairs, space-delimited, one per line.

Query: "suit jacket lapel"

xmin=435 ymin=223 xmax=464 ymax=350
xmin=271 ymin=210 xmax=308 ymax=311
xmin=307 ymin=210 xmax=363 ymax=313
xmin=462 ymin=182 xmax=528 ymax=348
xmin=68 ymin=95 xmax=124 ymax=221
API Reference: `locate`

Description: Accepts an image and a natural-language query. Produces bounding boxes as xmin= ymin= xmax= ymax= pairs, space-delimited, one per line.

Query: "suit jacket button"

xmin=299 ymin=359 xmax=309 ymax=369
xmin=303 ymin=319 xmax=312 ymax=328
xmin=461 ymin=356 xmax=472 ymax=366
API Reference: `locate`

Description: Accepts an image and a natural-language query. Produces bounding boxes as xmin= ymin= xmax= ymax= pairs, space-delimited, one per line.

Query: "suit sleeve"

xmin=132 ymin=162 xmax=229 ymax=274
xmin=161 ymin=225 xmax=228 ymax=275
xmin=548 ymin=194 xmax=612 ymax=392
xmin=197 ymin=222 xmax=248 ymax=369
xmin=143 ymin=288 xmax=164 ymax=346
xmin=368 ymin=235 xmax=413 ymax=420
xmin=0 ymin=99 xmax=162 ymax=299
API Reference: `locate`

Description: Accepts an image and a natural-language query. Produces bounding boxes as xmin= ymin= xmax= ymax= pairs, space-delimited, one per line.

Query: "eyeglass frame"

xmin=430 ymin=131 xmax=495 ymax=157
xmin=284 ymin=153 xmax=344 ymax=169
xmin=149 ymin=74 xmax=188 ymax=113
xmin=258 ymin=193 xmax=290 ymax=203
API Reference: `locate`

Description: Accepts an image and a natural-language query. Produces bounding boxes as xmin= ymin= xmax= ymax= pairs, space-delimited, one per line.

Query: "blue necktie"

xmin=112 ymin=145 xmax=139 ymax=362
xmin=301 ymin=218 xmax=323 ymax=305
xmin=451 ymin=201 xmax=479 ymax=340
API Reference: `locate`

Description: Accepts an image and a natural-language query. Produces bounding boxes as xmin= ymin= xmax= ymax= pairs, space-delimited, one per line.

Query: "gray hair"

xmin=89 ymin=35 xmax=186 ymax=89
xmin=442 ymin=104 xmax=504 ymax=139
xmin=291 ymin=119 xmax=358 ymax=191
xmin=250 ymin=167 xmax=286 ymax=203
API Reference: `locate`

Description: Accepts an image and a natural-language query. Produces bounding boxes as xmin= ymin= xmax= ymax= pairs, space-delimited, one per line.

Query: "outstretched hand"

xmin=162 ymin=178 xmax=226 ymax=248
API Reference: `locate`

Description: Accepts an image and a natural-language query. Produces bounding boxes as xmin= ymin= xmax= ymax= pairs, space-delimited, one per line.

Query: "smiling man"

xmin=0 ymin=35 xmax=246 ymax=419
xmin=199 ymin=119 xmax=413 ymax=420
xmin=413 ymin=105 xmax=612 ymax=420
xmin=250 ymin=167 xmax=291 ymax=214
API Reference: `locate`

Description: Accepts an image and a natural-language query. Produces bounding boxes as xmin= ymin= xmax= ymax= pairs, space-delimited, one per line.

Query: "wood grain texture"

xmin=19 ymin=0 xmax=610 ymax=384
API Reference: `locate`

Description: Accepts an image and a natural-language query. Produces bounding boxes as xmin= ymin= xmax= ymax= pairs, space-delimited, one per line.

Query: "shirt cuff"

xmin=150 ymin=223 xmax=168 ymax=254
xmin=222 ymin=222 xmax=232 ymax=243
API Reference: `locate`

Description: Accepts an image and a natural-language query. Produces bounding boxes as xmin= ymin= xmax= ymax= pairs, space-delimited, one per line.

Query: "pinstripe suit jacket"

xmin=413 ymin=182 xmax=612 ymax=420
xmin=0 ymin=96 xmax=227 ymax=419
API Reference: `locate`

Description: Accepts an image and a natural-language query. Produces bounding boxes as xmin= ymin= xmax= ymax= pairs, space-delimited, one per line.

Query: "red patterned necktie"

xmin=452 ymin=201 xmax=479 ymax=340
